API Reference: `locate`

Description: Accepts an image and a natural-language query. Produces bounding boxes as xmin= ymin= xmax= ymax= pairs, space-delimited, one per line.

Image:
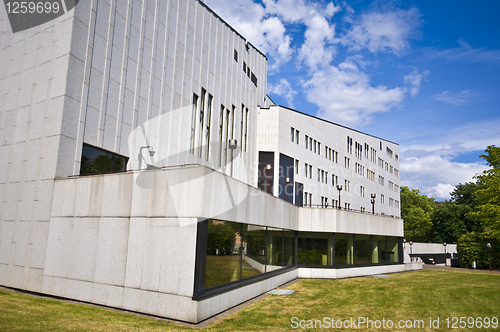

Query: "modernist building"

xmin=0 ymin=0 xmax=418 ymax=324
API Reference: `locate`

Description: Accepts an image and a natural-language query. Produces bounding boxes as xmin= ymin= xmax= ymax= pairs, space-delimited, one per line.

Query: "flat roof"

xmin=261 ymin=104 xmax=399 ymax=146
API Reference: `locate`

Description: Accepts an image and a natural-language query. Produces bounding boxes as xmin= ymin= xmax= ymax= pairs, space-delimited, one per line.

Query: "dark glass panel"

xmin=80 ymin=144 xmax=128 ymax=175
xmin=372 ymin=236 xmax=386 ymax=264
xmin=387 ymin=237 xmax=400 ymax=263
xmin=205 ymin=220 xmax=242 ymax=289
xmin=335 ymin=233 xmax=354 ymax=265
xmin=298 ymin=232 xmax=332 ymax=266
xmin=242 ymin=225 xmax=266 ymax=280
xmin=355 ymin=234 xmax=371 ymax=265
xmin=283 ymin=230 xmax=295 ymax=267
xmin=266 ymin=228 xmax=283 ymax=269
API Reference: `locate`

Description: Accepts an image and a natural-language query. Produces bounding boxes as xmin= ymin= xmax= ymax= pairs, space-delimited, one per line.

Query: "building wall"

xmin=258 ymin=106 xmax=401 ymax=217
xmin=0 ymin=4 xmax=76 ymax=292
xmin=0 ymin=0 xmax=267 ymax=296
xmin=67 ymin=0 xmax=267 ymax=185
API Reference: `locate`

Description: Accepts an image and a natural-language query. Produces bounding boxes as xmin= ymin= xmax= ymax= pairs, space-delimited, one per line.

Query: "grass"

xmin=1 ymin=269 xmax=499 ymax=331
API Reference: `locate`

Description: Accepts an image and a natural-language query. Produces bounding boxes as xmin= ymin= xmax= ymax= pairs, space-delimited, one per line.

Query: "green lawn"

xmin=1 ymin=269 xmax=499 ymax=331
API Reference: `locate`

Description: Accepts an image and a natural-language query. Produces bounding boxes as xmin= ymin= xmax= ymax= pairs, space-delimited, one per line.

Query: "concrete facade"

xmin=0 ymin=0 xmax=413 ymax=324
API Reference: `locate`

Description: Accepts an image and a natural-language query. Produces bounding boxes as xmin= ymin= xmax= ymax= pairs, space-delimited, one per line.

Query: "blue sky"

xmin=204 ymin=0 xmax=500 ymax=201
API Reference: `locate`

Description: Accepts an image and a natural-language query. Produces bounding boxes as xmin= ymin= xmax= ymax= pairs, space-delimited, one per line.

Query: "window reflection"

xmin=355 ymin=234 xmax=371 ymax=265
xmin=266 ymin=228 xmax=283 ymax=270
xmin=242 ymin=225 xmax=266 ymax=279
xmin=387 ymin=237 xmax=399 ymax=263
xmin=298 ymin=232 xmax=332 ymax=266
xmin=284 ymin=230 xmax=295 ymax=267
xmin=335 ymin=233 xmax=354 ymax=265
xmin=205 ymin=220 xmax=242 ymax=289
xmin=372 ymin=236 xmax=386 ymax=263
xmin=80 ymin=144 xmax=128 ymax=175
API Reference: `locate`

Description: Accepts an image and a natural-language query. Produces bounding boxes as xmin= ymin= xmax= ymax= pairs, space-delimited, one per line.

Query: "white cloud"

xmin=404 ymin=69 xmax=429 ymax=97
xmin=302 ymin=59 xmax=406 ymax=126
xmin=268 ymin=78 xmax=297 ymax=107
xmin=433 ymin=90 xmax=478 ymax=105
xmin=342 ymin=7 xmax=422 ymax=55
xmin=203 ymin=0 xmax=293 ymax=70
xmin=399 ymin=119 xmax=500 ymax=200
xmin=400 ymin=154 xmax=487 ymax=200
xmin=297 ymin=13 xmax=337 ymax=71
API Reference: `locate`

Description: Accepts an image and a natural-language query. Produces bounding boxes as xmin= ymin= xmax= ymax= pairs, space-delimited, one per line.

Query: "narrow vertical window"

xmin=291 ymin=127 xmax=295 ymax=142
xmin=244 ymin=108 xmax=249 ymax=151
xmin=295 ymin=159 xmax=299 ymax=174
xmin=205 ymin=94 xmax=213 ymax=161
xmin=224 ymin=108 xmax=230 ymax=167
xmin=241 ymin=104 xmax=245 ymax=153
xmin=234 ymin=49 xmax=238 ymax=62
xmin=190 ymin=93 xmax=198 ymax=154
xmin=305 ymin=135 xmax=309 ymax=149
xmin=295 ymin=130 xmax=299 ymax=145
xmin=198 ymin=89 xmax=206 ymax=158
xmin=218 ymin=105 xmax=225 ymax=167
xmin=230 ymin=105 xmax=235 ymax=139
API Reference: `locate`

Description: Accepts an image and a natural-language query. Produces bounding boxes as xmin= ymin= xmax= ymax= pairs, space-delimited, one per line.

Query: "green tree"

xmin=472 ymin=145 xmax=500 ymax=239
xmin=431 ymin=182 xmax=483 ymax=243
xmin=400 ymin=186 xmax=435 ymax=242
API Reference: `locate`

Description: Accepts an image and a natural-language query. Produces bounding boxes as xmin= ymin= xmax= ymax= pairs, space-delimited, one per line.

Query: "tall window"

xmin=190 ymin=94 xmax=198 ymax=154
xmin=205 ymin=94 xmax=213 ymax=161
xmin=224 ymin=108 xmax=230 ymax=167
xmin=241 ymin=104 xmax=245 ymax=152
xmin=218 ymin=105 xmax=225 ymax=167
xmin=291 ymin=127 xmax=295 ymax=142
xmin=198 ymin=89 xmax=206 ymax=158
xmin=244 ymin=108 xmax=249 ymax=152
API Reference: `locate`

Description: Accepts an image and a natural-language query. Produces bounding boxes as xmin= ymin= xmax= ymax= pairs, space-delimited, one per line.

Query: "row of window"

xmin=194 ymin=219 xmax=402 ymax=297
xmin=190 ymin=89 xmax=249 ymax=167
xmin=305 ymin=191 xmax=399 ymax=210
xmin=234 ymin=49 xmax=258 ymax=87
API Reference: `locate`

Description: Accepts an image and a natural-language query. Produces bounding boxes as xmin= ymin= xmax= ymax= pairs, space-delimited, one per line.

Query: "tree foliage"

xmin=431 ymin=182 xmax=483 ymax=243
xmin=400 ymin=186 xmax=435 ymax=242
xmin=457 ymin=232 xmax=500 ymax=269
xmin=472 ymin=145 xmax=500 ymax=239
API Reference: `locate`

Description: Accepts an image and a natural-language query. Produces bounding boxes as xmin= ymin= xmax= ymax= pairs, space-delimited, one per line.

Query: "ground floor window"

xmin=194 ymin=220 xmax=403 ymax=298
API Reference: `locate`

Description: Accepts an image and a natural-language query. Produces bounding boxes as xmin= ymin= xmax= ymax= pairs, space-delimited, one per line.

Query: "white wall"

xmin=0 ymin=2 xmax=76 ymax=293
xmin=258 ymin=106 xmax=401 ymax=217
xmin=67 ymin=0 xmax=267 ymax=186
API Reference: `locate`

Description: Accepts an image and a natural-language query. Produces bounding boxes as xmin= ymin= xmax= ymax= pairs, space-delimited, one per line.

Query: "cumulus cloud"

xmin=268 ymin=78 xmax=297 ymax=107
xmin=400 ymin=154 xmax=487 ymax=200
xmin=433 ymin=90 xmax=478 ymax=105
xmin=399 ymin=119 xmax=500 ymax=200
xmin=204 ymin=0 xmax=293 ymax=70
xmin=341 ymin=7 xmax=422 ymax=55
xmin=302 ymin=59 xmax=406 ymax=126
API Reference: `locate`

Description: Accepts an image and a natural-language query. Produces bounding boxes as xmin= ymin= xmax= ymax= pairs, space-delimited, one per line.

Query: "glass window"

xmin=387 ymin=237 xmax=400 ymax=263
xmin=242 ymin=225 xmax=266 ymax=279
xmin=372 ymin=236 xmax=386 ymax=264
xmin=80 ymin=144 xmax=128 ymax=175
xmin=284 ymin=230 xmax=296 ymax=267
xmin=335 ymin=233 xmax=353 ymax=265
xmin=267 ymin=228 xmax=283 ymax=270
xmin=355 ymin=235 xmax=371 ymax=265
xmin=205 ymin=220 xmax=242 ymax=289
xmin=298 ymin=232 xmax=332 ymax=266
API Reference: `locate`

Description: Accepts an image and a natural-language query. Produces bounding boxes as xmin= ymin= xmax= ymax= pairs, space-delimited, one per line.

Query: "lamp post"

xmin=265 ymin=164 xmax=272 ymax=194
xmin=229 ymin=139 xmax=237 ymax=177
xmin=410 ymin=241 xmax=413 ymax=262
xmin=285 ymin=177 xmax=291 ymax=203
xmin=371 ymin=193 xmax=376 ymax=214
xmin=443 ymin=243 xmax=447 ymax=266
xmin=486 ymin=243 xmax=492 ymax=271
xmin=337 ymin=185 xmax=343 ymax=209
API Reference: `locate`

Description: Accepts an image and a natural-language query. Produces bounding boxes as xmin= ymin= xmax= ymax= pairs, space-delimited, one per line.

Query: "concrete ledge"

xmin=298 ymin=265 xmax=406 ymax=279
